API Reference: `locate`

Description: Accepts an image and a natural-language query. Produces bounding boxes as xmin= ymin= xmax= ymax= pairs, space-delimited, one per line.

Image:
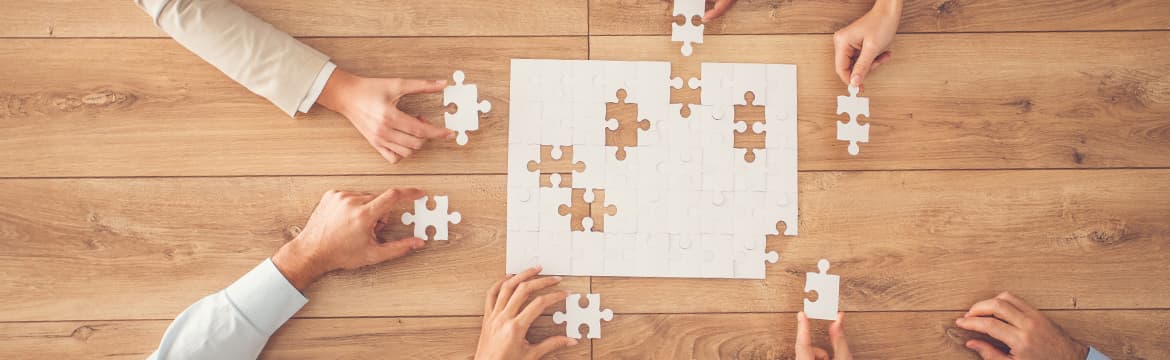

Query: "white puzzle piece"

xmin=836 ymin=85 xmax=870 ymax=156
xmin=444 ymin=70 xmax=492 ymax=145
xmin=671 ymin=0 xmax=705 ymax=56
xmin=401 ymin=195 xmax=462 ymax=241
xmin=507 ymin=59 xmax=798 ymax=279
xmin=554 ymin=293 xmax=614 ymax=339
xmin=803 ymin=259 xmax=840 ymax=320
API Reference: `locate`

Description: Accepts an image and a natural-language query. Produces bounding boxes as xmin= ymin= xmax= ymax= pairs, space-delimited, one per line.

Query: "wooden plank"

xmin=590 ymin=32 xmax=1170 ymax=171
xmin=0 ymin=37 xmax=586 ymax=177
xmin=0 ymin=0 xmax=587 ymax=38
xmin=0 ymin=316 xmax=589 ymax=359
xmin=0 ymin=175 xmax=588 ymax=321
xmin=590 ymin=0 xmax=1170 ymax=35
xmin=2 ymin=170 xmax=1168 ymax=321
xmin=596 ymin=311 xmax=1170 ymax=359
xmin=592 ymin=169 xmax=1170 ymax=313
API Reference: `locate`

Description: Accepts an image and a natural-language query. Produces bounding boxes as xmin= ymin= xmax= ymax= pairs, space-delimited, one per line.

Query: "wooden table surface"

xmin=1 ymin=1 xmax=1168 ymax=359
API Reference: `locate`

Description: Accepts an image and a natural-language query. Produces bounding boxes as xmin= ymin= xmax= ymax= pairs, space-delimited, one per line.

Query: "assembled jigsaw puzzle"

xmin=506 ymin=59 xmax=798 ymax=279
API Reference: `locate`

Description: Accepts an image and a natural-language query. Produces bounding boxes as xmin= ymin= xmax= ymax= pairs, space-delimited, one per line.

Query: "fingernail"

xmin=552 ymin=276 xmax=562 ymax=282
xmin=954 ymin=318 xmax=963 ymax=324
xmin=568 ymin=339 xmax=579 ymax=346
xmin=850 ymin=75 xmax=862 ymax=87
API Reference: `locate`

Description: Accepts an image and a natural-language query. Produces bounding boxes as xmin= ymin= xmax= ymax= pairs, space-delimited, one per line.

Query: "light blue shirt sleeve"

xmin=149 ymin=258 xmax=308 ymax=359
xmin=1086 ymin=346 xmax=1111 ymax=360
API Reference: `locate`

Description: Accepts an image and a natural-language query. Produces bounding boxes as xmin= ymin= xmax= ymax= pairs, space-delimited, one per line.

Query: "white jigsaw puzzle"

xmin=803 ymin=259 xmax=840 ymax=320
xmin=671 ymin=0 xmax=705 ymax=56
xmin=507 ymin=59 xmax=798 ymax=279
xmin=836 ymin=85 xmax=870 ymax=156
xmin=444 ymin=70 xmax=492 ymax=146
xmin=554 ymin=293 xmax=614 ymax=339
xmin=401 ymin=195 xmax=462 ymax=241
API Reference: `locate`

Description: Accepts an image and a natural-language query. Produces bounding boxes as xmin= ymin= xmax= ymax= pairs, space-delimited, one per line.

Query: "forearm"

xmin=134 ymin=0 xmax=330 ymax=116
xmin=872 ymin=0 xmax=903 ymax=17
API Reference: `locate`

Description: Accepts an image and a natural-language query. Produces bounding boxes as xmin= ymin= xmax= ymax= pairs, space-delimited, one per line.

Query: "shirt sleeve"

xmin=134 ymin=0 xmax=331 ymax=117
xmin=297 ymin=61 xmax=337 ymax=114
xmin=148 ymin=258 xmax=308 ymax=359
xmin=1086 ymin=346 xmax=1111 ymax=360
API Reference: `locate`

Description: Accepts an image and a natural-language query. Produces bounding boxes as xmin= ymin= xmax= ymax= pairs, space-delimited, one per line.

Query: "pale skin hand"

xmin=795 ymin=312 xmax=853 ymax=360
xmin=316 ymin=68 xmax=455 ymax=164
xmin=475 ymin=266 xmax=578 ymax=360
xmin=833 ymin=0 xmax=903 ymax=88
xmin=271 ymin=187 xmax=428 ymax=291
xmin=956 ymin=292 xmax=1090 ymax=360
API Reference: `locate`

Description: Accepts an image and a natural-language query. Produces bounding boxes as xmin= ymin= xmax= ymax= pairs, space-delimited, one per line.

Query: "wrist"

xmin=316 ymin=67 xmax=360 ymax=117
xmin=872 ymin=0 xmax=903 ymax=18
xmin=271 ymin=239 xmax=329 ymax=292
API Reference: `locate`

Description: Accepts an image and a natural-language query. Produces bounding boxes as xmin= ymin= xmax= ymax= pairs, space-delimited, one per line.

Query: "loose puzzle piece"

xmin=401 ymin=195 xmax=462 ymax=241
xmin=444 ymin=70 xmax=492 ymax=146
xmin=671 ymin=0 xmax=705 ymax=56
xmin=803 ymin=259 xmax=840 ymax=320
xmin=836 ymin=85 xmax=870 ymax=156
xmin=604 ymin=89 xmax=651 ymax=161
xmin=554 ymin=294 xmax=614 ymax=339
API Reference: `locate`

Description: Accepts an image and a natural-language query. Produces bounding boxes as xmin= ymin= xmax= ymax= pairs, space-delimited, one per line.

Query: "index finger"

xmin=365 ymin=187 xmax=424 ymax=217
xmin=400 ymin=78 xmax=448 ymax=95
xmin=703 ymin=0 xmax=733 ymax=22
xmin=833 ymin=35 xmax=856 ymax=86
xmin=795 ymin=312 xmax=814 ymax=357
xmin=965 ymin=297 xmax=1027 ymax=328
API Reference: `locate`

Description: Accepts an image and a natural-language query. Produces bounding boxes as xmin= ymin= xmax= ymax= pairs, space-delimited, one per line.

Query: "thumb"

xmin=530 ymin=336 xmax=578 ymax=359
xmin=966 ymin=339 xmax=1010 ymax=360
xmin=399 ymin=78 xmax=448 ymax=95
xmin=829 ymin=313 xmax=852 ymax=360
xmin=374 ymin=237 xmax=426 ymax=263
xmin=849 ymin=44 xmax=883 ymax=87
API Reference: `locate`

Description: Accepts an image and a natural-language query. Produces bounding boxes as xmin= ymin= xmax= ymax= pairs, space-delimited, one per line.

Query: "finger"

xmin=365 ymin=187 xmax=424 ymax=218
xmin=955 ymin=317 xmax=1019 ymax=348
xmin=382 ymin=140 xmax=416 ymax=161
xmin=372 ymin=236 xmax=425 ymax=263
xmin=812 ymin=347 xmax=829 ymax=360
xmin=373 ymin=144 xmax=402 ymax=164
xmin=518 ymin=290 xmax=569 ymax=329
xmin=703 ymin=0 xmax=733 ymax=22
xmin=382 ymin=127 xmax=427 ymax=150
xmin=399 ymin=78 xmax=448 ymax=95
xmin=484 ymin=277 xmax=505 ymax=316
xmin=393 ymin=111 xmax=454 ymax=140
xmin=795 ymin=312 xmax=815 ymax=359
xmin=871 ymin=51 xmax=892 ymax=71
xmin=849 ymin=43 xmax=884 ymax=87
xmin=829 ymin=312 xmax=852 ymax=360
xmin=531 ymin=335 xmax=579 ymax=358
xmin=966 ymin=339 xmax=1011 ymax=360
xmin=995 ymin=292 xmax=1039 ymax=315
xmin=503 ymin=275 xmax=564 ymax=317
xmin=965 ymin=297 xmax=1027 ymax=328
xmin=494 ymin=266 xmax=543 ymax=314
xmin=832 ymin=35 xmax=857 ymax=86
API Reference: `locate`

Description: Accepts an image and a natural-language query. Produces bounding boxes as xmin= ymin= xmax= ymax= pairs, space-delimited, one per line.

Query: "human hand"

xmin=795 ymin=311 xmax=852 ymax=360
xmin=271 ymin=188 xmax=428 ymax=291
xmin=475 ymin=266 xmax=577 ymax=360
xmin=702 ymin=0 xmax=737 ymax=21
xmin=956 ymin=292 xmax=1090 ymax=360
xmin=833 ymin=0 xmax=902 ymax=88
xmin=316 ymin=68 xmax=455 ymax=164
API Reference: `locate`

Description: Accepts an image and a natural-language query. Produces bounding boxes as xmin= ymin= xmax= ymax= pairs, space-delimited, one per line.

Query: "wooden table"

xmin=1 ymin=1 xmax=1168 ymax=358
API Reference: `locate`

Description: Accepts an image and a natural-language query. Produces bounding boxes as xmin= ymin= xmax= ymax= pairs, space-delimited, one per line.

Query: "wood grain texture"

xmin=595 ymin=311 xmax=1170 ymax=360
xmin=0 ymin=0 xmax=588 ymax=38
xmin=0 ymin=175 xmax=587 ymax=321
xmin=0 ymin=37 xmax=585 ymax=177
xmin=590 ymin=0 xmax=1170 ymax=35
xmin=0 ymin=316 xmax=589 ymax=360
xmin=592 ymin=169 xmax=1170 ymax=313
xmin=2 ymin=170 xmax=1167 ymax=321
xmin=591 ymin=32 xmax=1170 ymax=171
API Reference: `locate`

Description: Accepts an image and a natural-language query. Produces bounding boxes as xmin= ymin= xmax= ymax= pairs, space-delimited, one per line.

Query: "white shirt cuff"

xmin=297 ymin=61 xmax=337 ymax=114
xmin=224 ymin=258 xmax=309 ymax=336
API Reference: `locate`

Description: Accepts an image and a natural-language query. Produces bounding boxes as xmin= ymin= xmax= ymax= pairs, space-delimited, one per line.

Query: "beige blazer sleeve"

xmin=135 ymin=0 xmax=330 ymax=116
